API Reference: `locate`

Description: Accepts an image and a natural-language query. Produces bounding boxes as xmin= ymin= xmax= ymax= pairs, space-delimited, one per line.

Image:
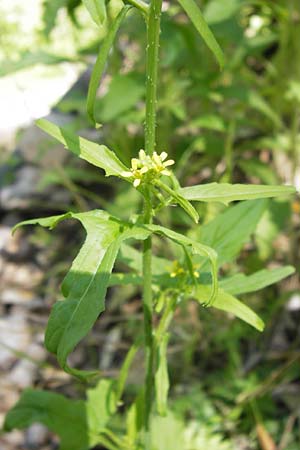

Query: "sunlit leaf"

xmin=36 ymin=119 xmax=129 ymax=178
xmin=180 ymin=183 xmax=296 ymax=205
xmin=220 ymin=266 xmax=295 ymax=295
xmin=82 ymin=0 xmax=107 ymax=26
xmin=14 ymin=210 xmax=150 ymax=379
xmin=194 ymin=285 xmax=264 ymax=331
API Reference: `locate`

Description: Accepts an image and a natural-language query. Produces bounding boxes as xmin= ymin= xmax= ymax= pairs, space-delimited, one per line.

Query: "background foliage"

xmin=0 ymin=0 xmax=299 ymax=449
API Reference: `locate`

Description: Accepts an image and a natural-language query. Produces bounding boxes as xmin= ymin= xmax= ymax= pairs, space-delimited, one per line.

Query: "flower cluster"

xmin=170 ymin=260 xmax=200 ymax=279
xmin=121 ymin=149 xmax=175 ymax=187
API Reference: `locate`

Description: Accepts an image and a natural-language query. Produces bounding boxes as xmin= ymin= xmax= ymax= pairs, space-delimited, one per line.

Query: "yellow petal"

xmin=131 ymin=158 xmax=139 ymax=170
xmin=160 ymin=151 xmax=168 ymax=161
xmin=161 ymin=169 xmax=171 ymax=176
xmin=133 ymin=178 xmax=141 ymax=187
xmin=164 ymin=159 xmax=175 ymax=167
xmin=139 ymin=149 xmax=146 ymax=160
xmin=121 ymin=171 xmax=133 ymax=177
xmin=152 ymin=152 xmax=161 ymax=165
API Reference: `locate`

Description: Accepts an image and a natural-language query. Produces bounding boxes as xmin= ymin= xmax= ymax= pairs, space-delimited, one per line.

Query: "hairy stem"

xmin=145 ymin=0 xmax=163 ymax=155
xmin=142 ymin=191 xmax=153 ymax=449
xmin=142 ymin=0 xmax=162 ymax=446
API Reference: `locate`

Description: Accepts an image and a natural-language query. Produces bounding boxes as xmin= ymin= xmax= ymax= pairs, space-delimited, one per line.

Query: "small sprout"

xmin=121 ymin=149 xmax=174 ymax=188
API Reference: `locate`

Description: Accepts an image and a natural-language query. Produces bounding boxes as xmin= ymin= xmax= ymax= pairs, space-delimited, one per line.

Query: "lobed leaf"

xmin=176 ymin=0 xmax=225 ymax=68
xmin=194 ymin=286 xmax=264 ymax=331
xmin=82 ymin=0 xmax=107 ymax=26
xmin=220 ymin=266 xmax=295 ymax=295
xmin=180 ymin=182 xmax=296 ymax=205
xmin=13 ymin=212 xmax=218 ymax=376
xmin=36 ymin=118 xmax=129 ymax=178
xmin=14 ymin=211 xmax=150 ymax=378
xmin=87 ymin=6 xmax=131 ymax=126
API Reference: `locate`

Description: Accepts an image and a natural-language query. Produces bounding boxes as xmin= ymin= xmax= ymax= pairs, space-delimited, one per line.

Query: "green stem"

xmin=145 ymin=0 xmax=163 ymax=155
xmin=142 ymin=0 xmax=162 ymax=446
xmin=155 ymin=294 xmax=177 ymax=343
xmin=224 ymin=119 xmax=235 ymax=183
xmin=142 ymin=190 xmax=154 ymax=449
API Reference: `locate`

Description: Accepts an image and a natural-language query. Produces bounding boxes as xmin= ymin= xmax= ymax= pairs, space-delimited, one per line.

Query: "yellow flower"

xmin=121 ymin=149 xmax=175 ymax=188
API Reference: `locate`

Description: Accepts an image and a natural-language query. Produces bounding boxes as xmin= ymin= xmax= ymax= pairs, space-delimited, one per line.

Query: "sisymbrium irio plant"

xmin=4 ymin=0 xmax=296 ymax=449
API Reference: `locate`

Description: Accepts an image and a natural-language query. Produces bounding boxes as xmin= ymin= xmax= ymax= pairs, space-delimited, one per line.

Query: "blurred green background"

xmin=0 ymin=1 xmax=300 ymax=449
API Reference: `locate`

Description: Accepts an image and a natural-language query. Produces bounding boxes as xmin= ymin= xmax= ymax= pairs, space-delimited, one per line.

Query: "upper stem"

xmin=142 ymin=0 xmax=162 ymax=446
xmin=145 ymin=0 xmax=163 ymax=155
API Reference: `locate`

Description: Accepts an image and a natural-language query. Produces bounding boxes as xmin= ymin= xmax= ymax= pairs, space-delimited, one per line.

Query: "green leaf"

xmin=0 ymin=51 xmax=76 ymax=77
xmin=194 ymin=286 xmax=264 ymax=331
xmin=115 ymin=339 xmax=140 ymax=403
xmin=95 ymin=73 xmax=145 ymax=122
xmin=4 ymin=381 xmax=116 ymax=450
xmin=248 ymin=91 xmax=282 ymax=127
xmin=204 ymin=0 xmax=242 ymax=25
xmin=14 ymin=211 xmax=150 ymax=378
xmin=36 ymin=119 xmax=129 ymax=178
xmin=3 ymin=389 xmax=89 ymax=450
xmin=199 ymin=199 xmax=267 ymax=267
xmin=220 ymin=266 xmax=295 ymax=296
xmin=152 ymin=412 xmax=185 ymax=450
xmin=13 ymin=213 xmax=217 ymax=375
xmin=12 ymin=212 xmax=71 ymax=234
xmin=176 ymin=0 xmax=225 ymax=69
xmin=238 ymin=160 xmax=279 ymax=185
xmin=82 ymin=0 xmax=107 ymax=26
xmin=180 ymin=183 xmax=296 ymax=205
xmin=46 ymin=214 xmax=149 ymax=378
xmin=155 ymin=333 xmax=170 ymax=416
xmin=42 ymin=0 xmax=68 ymax=37
xmin=86 ymin=379 xmax=116 ymax=445
xmin=190 ymin=114 xmax=226 ymax=132
xmin=87 ymin=6 xmax=131 ymax=126
xmin=42 ymin=211 xmax=122 ymax=378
